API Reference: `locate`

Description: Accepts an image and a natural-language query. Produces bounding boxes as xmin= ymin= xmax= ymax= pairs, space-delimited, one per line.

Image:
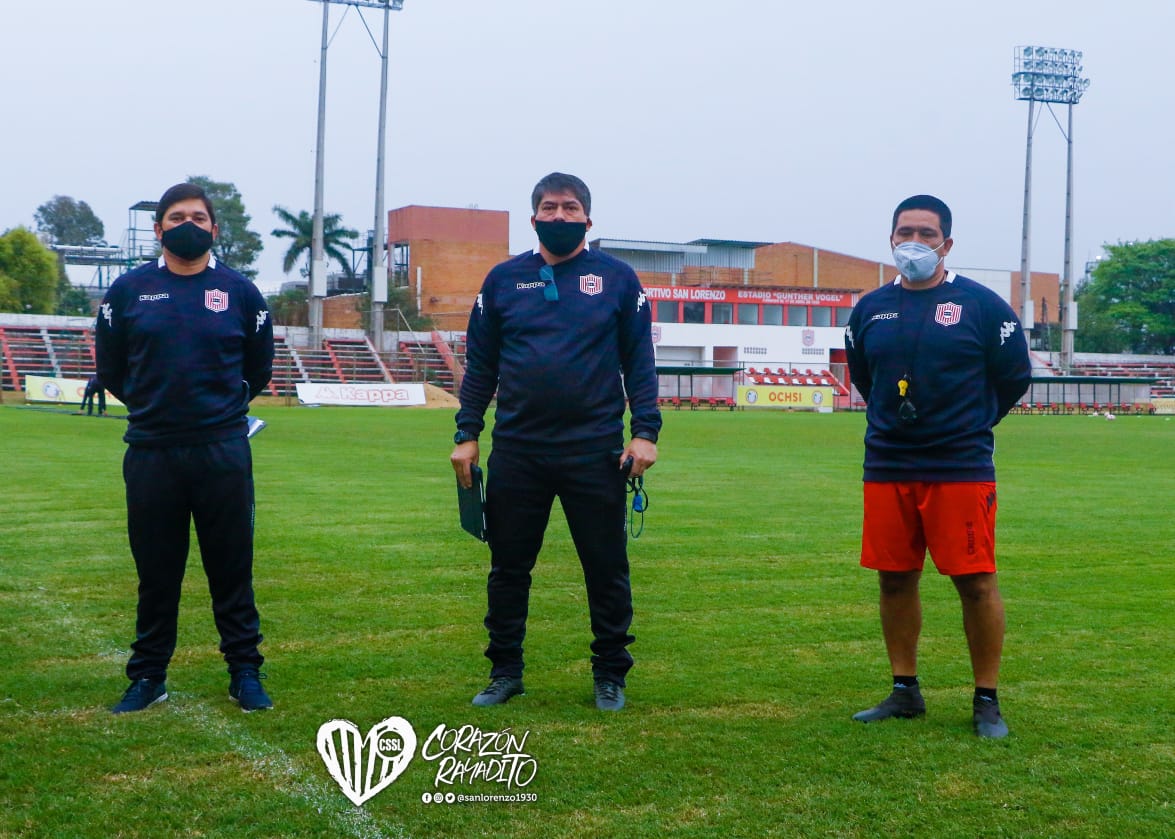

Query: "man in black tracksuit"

xmin=95 ymin=182 xmax=275 ymax=714
xmin=451 ymin=172 xmax=661 ymax=711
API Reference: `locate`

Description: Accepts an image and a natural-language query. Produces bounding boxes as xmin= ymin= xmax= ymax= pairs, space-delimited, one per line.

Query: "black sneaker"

xmin=472 ymin=676 xmax=524 ymax=707
xmin=973 ymin=696 xmax=1009 ymax=738
xmin=593 ymin=679 xmax=626 ymax=712
xmin=112 ymin=678 xmax=168 ymax=714
xmin=852 ymin=685 xmax=926 ymax=722
xmin=229 ymin=669 xmax=273 ymax=712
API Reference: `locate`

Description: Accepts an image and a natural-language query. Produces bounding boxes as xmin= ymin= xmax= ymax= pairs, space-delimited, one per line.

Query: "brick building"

xmin=386 ymin=205 xmax=510 ymax=331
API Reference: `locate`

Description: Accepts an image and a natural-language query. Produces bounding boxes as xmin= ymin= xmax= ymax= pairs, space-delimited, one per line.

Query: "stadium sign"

xmin=644 ymin=285 xmax=853 ymax=306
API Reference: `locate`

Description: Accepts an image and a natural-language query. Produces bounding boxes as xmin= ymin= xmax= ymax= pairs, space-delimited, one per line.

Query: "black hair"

xmin=531 ymin=172 xmax=591 ymax=216
xmin=156 ymin=182 xmax=216 ymax=225
xmin=891 ymin=194 xmax=951 ymax=238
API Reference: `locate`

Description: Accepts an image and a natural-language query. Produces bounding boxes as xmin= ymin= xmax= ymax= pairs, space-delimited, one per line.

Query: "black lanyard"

xmin=896 ymin=280 xmax=938 ymax=424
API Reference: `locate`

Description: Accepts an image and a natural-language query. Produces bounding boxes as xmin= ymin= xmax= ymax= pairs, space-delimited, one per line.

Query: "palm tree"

xmin=271 ymin=206 xmax=359 ymax=279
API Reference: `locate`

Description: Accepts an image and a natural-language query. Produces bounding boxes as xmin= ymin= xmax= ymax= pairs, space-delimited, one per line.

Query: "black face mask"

xmin=534 ymin=220 xmax=587 ymax=257
xmin=161 ymin=221 xmax=214 ymax=261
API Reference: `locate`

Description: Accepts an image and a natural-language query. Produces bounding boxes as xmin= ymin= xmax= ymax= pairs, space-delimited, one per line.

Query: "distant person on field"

xmin=80 ymin=374 xmax=106 ymax=415
xmin=95 ymin=182 xmax=275 ymax=714
xmin=451 ymin=172 xmax=661 ymax=712
xmin=844 ymin=195 xmax=1031 ymax=738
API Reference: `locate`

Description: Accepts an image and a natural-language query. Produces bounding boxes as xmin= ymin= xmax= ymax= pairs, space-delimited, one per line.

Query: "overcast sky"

xmin=4 ymin=0 xmax=1172 ymax=293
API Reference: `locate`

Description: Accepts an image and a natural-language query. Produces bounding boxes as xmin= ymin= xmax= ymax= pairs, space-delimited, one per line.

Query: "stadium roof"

xmin=591 ymin=238 xmax=707 ymax=254
xmin=686 ymin=238 xmax=773 ymax=249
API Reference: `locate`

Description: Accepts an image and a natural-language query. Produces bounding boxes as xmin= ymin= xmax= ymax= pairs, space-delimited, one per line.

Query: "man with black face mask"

xmin=96 ymin=182 xmax=275 ymax=714
xmin=451 ymin=172 xmax=661 ymax=711
xmin=844 ymin=195 xmax=1031 ymax=738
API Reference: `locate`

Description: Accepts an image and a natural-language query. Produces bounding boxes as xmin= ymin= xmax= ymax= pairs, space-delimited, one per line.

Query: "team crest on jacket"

xmin=579 ymin=274 xmax=603 ymax=296
xmin=205 ymin=289 xmax=229 ymax=313
xmin=935 ymin=302 xmax=962 ymax=326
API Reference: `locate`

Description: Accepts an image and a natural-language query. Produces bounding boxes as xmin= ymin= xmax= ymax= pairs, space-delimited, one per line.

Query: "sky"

xmin=3 ymin=0 xmax=1173 ymax=294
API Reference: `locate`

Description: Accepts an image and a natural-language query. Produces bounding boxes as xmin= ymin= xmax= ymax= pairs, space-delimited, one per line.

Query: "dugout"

xmin=1017 ymin=376 xmax=1157 ymax=413
xmin=655 ymin=364 xmax=742 ymax=409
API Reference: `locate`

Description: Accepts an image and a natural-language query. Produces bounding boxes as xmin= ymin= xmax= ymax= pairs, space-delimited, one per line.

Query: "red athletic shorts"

xmin=861 ymin=481 xmax=998 ymax=576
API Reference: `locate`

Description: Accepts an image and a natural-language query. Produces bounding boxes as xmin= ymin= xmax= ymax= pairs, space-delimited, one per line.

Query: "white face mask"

xmin=892 ymin=240 xmax=945 ymax=282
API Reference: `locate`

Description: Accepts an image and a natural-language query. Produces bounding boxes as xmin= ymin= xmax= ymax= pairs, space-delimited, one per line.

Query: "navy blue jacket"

xmin=457 ymin=248 xmax=662 ymax=453
xmin=844 ymin=272 xmax=1031 ymax=482
xmin=95 ymin=256 xmax=274 ymax=447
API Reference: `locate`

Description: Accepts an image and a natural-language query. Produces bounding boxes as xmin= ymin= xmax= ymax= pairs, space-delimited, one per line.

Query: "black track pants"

xmin=122 ymin=437 xmax=263 ymax=680
xmin=482 ymin=447 xmax=634 ymax=685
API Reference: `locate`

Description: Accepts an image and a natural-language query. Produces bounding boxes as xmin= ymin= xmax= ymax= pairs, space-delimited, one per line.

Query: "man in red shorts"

xmin=844 ymin=195 xmax=1031 ymax=738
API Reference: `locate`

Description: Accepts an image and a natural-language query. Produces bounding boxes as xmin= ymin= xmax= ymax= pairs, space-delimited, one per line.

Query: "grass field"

xmin=1 ymin=403 xmax=1172 ymax=838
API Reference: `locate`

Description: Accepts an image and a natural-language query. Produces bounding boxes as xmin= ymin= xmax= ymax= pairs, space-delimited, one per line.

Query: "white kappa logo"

xmin=316 ymin=716 xmax=417 ymax=807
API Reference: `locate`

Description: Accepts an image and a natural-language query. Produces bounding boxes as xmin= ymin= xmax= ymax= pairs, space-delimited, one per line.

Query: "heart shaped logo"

xmin=317 ymin=716 xmax=418 ymax=806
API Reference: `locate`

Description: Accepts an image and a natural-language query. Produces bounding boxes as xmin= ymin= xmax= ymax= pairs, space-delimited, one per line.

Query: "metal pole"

xmin=1018 ymin=97 xmax=1035 ymax=335
xmin=1060 ymin=102 xmax=1076 ymax=373
xmin=369 ymin=1 xmax=391 ymax=345
xmin=309 ymin=1 xmax=329 ymax=349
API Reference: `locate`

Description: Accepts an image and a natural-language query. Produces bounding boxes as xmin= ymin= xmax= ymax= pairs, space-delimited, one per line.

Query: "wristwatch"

xmin=453 ymin=429 xmax=479 ymax=444
xmin=632 ymin=431 xmax=658 ymax=443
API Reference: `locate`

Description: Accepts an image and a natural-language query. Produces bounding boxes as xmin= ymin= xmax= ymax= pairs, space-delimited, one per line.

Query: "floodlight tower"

xmin=1012 ymin=46 xmax=1090 ymax=371
xmin=307 ymin=0 xmax=404 ymax=349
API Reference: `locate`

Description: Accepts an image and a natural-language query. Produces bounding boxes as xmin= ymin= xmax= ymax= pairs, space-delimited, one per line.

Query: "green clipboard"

xmin=457 ymin=464 xmax=487 ymax=542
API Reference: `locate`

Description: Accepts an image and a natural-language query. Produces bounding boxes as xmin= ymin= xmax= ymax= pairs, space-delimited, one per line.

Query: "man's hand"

xmin=619 ymin=437 xmax=657 ymax=478
xmin=450 ymin=441 xmax=480 ymax=489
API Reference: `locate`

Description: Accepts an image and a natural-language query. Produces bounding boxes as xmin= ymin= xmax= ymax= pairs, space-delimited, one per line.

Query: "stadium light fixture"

xmin=306 ymin=0 xmax=405 ymax=348
xmin=1012 ymin=45 xmax=1090 ymax=373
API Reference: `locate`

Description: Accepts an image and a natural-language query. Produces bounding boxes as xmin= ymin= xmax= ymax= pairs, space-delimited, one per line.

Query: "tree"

xmin=1076 ymin=239 xmax=1175 ymax=355
xmin=34 ymin=195 xmax=106 ymax=245
xmin=271 ymin=206 xmax=358 ymax=280
xmin=0 ymin=273 xmax=19 ymax=312
xmin=55 ymin=268 xmax=92 ymax=316
xmin=0 ymin=228 xmax=59 ymax=313
xmin=186 ymin=176 xmax=264 ymax=281
xmin=377 ymin=286 xmax=434 ymax=331
xmin=266 ymin=287 xmax=309 ymax=327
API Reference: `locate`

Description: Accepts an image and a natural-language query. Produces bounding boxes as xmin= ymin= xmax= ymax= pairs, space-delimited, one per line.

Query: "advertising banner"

xmin=296 ymin=382 xmax=426 ymax=407
xmin=737 ymin=384 xmax=834 ymax=410
xmin=24 ymin=375 xmax=124 ymax=407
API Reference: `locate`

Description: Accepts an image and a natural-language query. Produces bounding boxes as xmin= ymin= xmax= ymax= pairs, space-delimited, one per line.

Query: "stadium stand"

xmin=46 ymin=328 xmax=95 ymax=378
xmin=325 ymin=338 xmax=391 ymax=383
xmin=395 ymin=335 xmax=459 ymax=393
xmin=1070 ymin=359 xmax=1175 ymax=398
xmin=0 ymin=325 xmax=109 ymax=391
xmin=0 ymin=326 xmax=59 ymax=388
